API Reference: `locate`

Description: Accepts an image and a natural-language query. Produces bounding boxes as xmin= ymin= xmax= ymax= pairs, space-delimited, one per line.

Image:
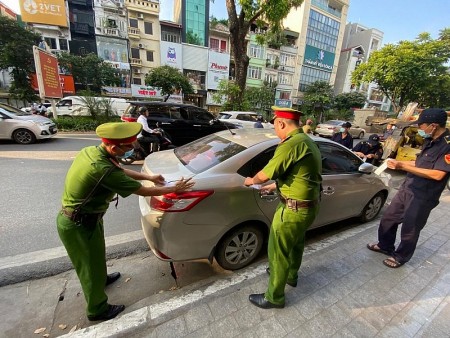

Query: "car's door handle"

xmin=322 ymin=186 xmax=335 ymax=195
xmin=160 ymin=122 xmax=170 ymax=125
xmin=260 ymin=194 xmax=279 ymax=202
xmin=193 ymin=124 xmax=202 ymax=127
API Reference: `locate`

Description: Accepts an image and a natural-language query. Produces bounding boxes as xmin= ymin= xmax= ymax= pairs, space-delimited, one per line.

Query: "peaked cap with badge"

xmin=416 ymin=108 xmax=447 ymax=125
xmin=96 ymin=122 xmax=142 ymax=145
xmin=270 ymin=106 xmax=303 ymax=124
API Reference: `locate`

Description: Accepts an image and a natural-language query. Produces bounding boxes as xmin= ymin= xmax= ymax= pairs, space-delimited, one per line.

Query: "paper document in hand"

xmin=374 ymin=161 xmax=388 ymax=175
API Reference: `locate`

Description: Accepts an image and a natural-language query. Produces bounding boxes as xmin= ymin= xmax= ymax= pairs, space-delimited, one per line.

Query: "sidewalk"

xmin=2 ymin=190 xmax=450 ymax=338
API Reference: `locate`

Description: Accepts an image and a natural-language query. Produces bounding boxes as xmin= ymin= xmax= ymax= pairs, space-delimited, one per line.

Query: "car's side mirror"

xmin=359 ymin=162 xmax=375 ymax=174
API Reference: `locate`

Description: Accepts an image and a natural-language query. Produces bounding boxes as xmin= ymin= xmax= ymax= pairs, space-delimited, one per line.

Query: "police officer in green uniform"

xmin=244 ymin=107 xmax=322 ymax=309
xmin=57 ymin=122 xmax=194 ymax=321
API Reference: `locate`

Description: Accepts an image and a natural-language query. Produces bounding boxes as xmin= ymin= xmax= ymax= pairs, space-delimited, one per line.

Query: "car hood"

xmin=15 ymin=115 xmax=53 ymax=123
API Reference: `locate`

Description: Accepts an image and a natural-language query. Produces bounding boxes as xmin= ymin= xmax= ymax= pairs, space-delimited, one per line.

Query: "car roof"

xmin=213 ymin=128 xmax=332 ymax=148
xmin=127 ymin=101 xmax=202 ymax=108
xmin=220 ymin=111 xmax=259 ymax=114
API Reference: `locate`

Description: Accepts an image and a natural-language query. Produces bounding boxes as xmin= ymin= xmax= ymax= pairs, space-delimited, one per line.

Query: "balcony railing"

xmin=130 ymin=58 xmax=142 ymax=66
xmin=103 ymin=28 xmax=120 ymax=36
xmin=128 ymin=27 xmax=140 ymax=39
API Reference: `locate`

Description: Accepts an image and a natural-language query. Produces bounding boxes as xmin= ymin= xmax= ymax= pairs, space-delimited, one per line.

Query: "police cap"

xmin=96 ymin=122 xmax=142 ymax=145
xmin=270 ymin=106 xmax=302 ymax=124
xmin=368 ymin=134 xmax=380 ymax=146
xmin=416 ymin=108 xmax=447 ymax=125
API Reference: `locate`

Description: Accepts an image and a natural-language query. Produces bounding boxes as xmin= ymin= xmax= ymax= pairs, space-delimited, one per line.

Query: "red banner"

xmin=30 ymin=73 xmax=75 ymax=95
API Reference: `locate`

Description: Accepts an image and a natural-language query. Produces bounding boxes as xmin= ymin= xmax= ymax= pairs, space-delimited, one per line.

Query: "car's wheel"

xmin=359 ymin=192 xmax=386 ymax=222
xmin=12 ymin=129 xmax=36 ymax=144
xmin=358 ymin=131 xmax=364 ymax=139
xmin=215 ymin=225 xmax=264 ymax=270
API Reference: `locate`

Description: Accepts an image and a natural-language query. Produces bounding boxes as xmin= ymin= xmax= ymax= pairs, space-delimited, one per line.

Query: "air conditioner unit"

xmin=137 ymin=13 xmax=144 ymax=19
xmin=118 ymin=9 xmax=125 ymax=16
xmin=138 ymin=43 xmax=145 ymax=49
xmin=133 ymin=69 xmax=141 ymax=74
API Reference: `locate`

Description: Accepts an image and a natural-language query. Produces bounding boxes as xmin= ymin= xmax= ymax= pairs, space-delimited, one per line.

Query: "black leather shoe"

xmin=87 ymin=304 xmax=125 ymax=321
xmin=266 ymin=268 xmax=298 ymax=287
xmin=106 ymin=272 xmax=121 ymax=286
xmin=249 ymin=293 xmax=284 ymax=309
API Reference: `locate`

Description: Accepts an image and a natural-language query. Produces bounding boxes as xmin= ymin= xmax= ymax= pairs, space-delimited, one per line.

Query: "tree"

xmin=145 ymin=65 xmax=193 ymax=102
xmin=302 ymin=81 xmax=334 ymax=122
xmin=225 ymin=0 xmax=304 ymax=108
xmin=212 ymin=79 xmax=249 ymax=111
xmin=0 ymin=16 xmax=41 ymax=102
xmin=57 ymin=52 xmax=121 ymax=94
xmin=334 ymin=92 xmax=367 ymax=112
xmin=352 ymin=29 xmax=450 ymax=113
xmin=245 ymin=81 xmax=277 ymax=117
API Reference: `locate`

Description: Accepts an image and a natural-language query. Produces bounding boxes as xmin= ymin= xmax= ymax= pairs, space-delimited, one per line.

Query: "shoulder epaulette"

xmin=444 ymin=135 xmax=450 ymax=144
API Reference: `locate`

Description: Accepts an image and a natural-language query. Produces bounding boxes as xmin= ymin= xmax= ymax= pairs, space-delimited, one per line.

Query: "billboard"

xmin=303 ymin=45 xmax=335 ymax=72
xmin=33 ymin=46 xmax=63 ymax=99
xmin=31 ymin=73 xmax=75 ymax=95
xmin=20 ymin=0 xmax=68 ymax=27
xmin=160 ymin=41 xmax=183 ymax=70
xmin=206 ymin=50 xmax=230 ymax=90
xmin=131 ymin=85 xmax=183 ymax=103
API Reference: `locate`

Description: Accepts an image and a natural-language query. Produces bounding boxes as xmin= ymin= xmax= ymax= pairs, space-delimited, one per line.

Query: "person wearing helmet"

xmin=302 ymin=119 xmax=313 ymax=134
xmin=254 ymin=115 xmax=264 ymax=128
xmin=137 ymin=106 xmax=161 ymax=154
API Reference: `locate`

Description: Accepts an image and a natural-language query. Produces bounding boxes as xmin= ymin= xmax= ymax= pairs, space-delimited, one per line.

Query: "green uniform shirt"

xmin=262 ymin=129 xmax=322 ymax=201
xmin=61 ymin=146 xmax=142 ymax=213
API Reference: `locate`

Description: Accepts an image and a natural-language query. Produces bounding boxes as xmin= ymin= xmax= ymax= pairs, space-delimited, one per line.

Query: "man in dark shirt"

xmin=367 ymin=108 xmax=450 ymax=268
xmin=353 ymin=134 xmax=383 ymax=166
xmin=331 ymin=122 xmax=353 ymax=149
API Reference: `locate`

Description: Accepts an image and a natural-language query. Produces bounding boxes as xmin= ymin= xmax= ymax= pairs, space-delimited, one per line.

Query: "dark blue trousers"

xmin=377 ymin=188 xmax=439 ymax=264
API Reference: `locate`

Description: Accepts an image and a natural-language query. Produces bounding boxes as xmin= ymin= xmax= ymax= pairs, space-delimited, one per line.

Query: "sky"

xmin=3 ymin=0 xmax=449 ymax=45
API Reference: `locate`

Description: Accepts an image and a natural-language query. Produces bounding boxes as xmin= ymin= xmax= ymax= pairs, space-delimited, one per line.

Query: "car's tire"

xmin=215 ymin=225 xmax=264 ymax=270
xmin=358 ymin=131 xmax=364 ymax=139
xmin=12 ymin=129 xmax=36 ymax=144
xmin=359 ymin=192 xmax=386 ymax=222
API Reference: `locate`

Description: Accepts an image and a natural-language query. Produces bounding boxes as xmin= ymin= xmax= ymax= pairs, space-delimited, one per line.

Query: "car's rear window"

xmin=175 ymin=134 xmax=246 ymax=173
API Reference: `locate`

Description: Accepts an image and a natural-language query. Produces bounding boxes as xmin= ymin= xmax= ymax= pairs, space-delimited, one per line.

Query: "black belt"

xmin=279 ymin=196 xmax=318 ymax=209
xmin=60 ymin=207 xmax=104 ymax=226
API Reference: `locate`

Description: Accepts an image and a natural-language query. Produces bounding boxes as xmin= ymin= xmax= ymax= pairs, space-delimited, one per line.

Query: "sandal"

xmin=383 ymin=257 xmax=404 ymax=268
xmin=366 ymin=243 xmax=391 ymax=256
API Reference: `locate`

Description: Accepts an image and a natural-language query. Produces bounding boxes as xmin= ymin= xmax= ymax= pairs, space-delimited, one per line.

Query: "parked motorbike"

xmin=118 ymin=126 xmax=174 ymax=165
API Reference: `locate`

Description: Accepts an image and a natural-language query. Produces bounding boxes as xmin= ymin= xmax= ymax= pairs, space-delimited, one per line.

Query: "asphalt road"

xmin=0 ymin=133 xmax=143 ymax=258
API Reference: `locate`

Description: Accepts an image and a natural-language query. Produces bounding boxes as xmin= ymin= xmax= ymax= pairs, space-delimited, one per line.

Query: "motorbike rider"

xmin=136 ymin=106 xmax=161 ymax=154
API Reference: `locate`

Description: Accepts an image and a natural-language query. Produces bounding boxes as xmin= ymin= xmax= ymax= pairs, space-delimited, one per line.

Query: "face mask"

xmin=418 ymin=124 xmax=433 ymax=139
xmin=339 ymin=128 xmax=345 ymax=133
xmin=117 ymin=149 xmax=134 ymax=159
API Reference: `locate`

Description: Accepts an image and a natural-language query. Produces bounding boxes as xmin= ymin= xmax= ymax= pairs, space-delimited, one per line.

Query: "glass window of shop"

xmin=306 ymin=9 xmax=340 ymax=53
xmin=298 ymin=66 xmax=331 ymax=92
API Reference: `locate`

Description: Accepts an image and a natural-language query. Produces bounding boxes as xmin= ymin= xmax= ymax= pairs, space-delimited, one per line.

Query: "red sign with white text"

xmin=33 ymin=46 xmax=63 ymax=99
xmin=30 ymin=73 xmax=75 ymax=95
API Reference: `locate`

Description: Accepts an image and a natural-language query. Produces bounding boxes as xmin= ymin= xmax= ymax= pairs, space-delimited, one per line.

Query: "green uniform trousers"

xmin=265 ymin=203 xmax=319 ymax=305
xmin=56 ymin=213 xmax=108 ymax=317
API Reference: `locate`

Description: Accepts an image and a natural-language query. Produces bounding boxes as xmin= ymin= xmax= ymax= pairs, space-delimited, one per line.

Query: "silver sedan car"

xmin=315 ymin=120 xmax=366 ymax=139
xmin=139 ymin=129 xmax=389 ymax=270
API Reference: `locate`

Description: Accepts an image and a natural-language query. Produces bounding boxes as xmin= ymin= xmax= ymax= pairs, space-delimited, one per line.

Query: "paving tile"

xmin=155 ymin=317 xmax=187 ymax=338
xmin=208 ymin=294 xmax=238 ymax=320
xmin=345 ymin=316 xmax=379 ymax=337
xmin=274 ymin=303 xmax=305 ymax=333
xmin=229 ymin=285 xmax=254 ymax=308
xmin=208 ymin=314 xmax=241 ymax=338
xmin=302 ymin=311 xmax=339 ymax=337
xmin=293 ymin=296 xmax=324 ymax=320
xmin=359 ymin=304 xmax=399 ymax=331
xmin=184 ymin=303 xmax=214 ymax=333
xmin=182 ymin=325 xmax=213 ymax=338
xmin=248 ymin=316 xmax=287 ymax=338
xmin=232 ymin=302 xmax=263 ymax=331
xmin=310 ymin=287 xmax=339 ymax=309
xmin=377 ymin=324 xmax=412 ymax=338
xmin=332 ymin=327 xmax=358 ymax=338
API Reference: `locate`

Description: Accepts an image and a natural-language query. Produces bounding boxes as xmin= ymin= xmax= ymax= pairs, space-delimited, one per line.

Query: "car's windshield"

xmin=218 ymin=113 xmax=231 ymax=119
xmin=0 ymin=105 xmax=31 ymax=116
xmin=324 ymin=120 xmax=343 ymax=125
xmin=175 ymin=134 xmax=246 ymax=173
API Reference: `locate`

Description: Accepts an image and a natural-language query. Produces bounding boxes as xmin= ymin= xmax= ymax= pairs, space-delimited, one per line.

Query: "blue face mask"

xmin=339 ymin=128 xmax=345 ymax=133
xmin=117 ymin=149 xmax=134 ymax=159
xmin=418 ymin=124 xmax=433 ymax=139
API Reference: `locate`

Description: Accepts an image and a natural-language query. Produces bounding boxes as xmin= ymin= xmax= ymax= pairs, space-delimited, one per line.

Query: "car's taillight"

xmin=150 ymin=190 xmax=214 ymax=212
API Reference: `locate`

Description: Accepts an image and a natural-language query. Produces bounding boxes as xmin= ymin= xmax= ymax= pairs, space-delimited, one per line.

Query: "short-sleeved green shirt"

xmin=262 ymin=129 xmax=322 ymax=201
xmin=61 ymin=146 xmax=142 ymax=213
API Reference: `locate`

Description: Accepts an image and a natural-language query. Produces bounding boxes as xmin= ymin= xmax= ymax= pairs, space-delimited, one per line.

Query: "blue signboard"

xmin=275 ymin=99 xmax=292 ymax=108
xmin=303 ymin=45 xmax=335 ymax=72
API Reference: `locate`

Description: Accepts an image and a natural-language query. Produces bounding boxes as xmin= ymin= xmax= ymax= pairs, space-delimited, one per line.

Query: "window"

xmin=299 ymin=66 xmax=331 ymax=92
xmin=220 ymin=40 xmax=226 ymax=52
xmin=317 ymin=142 xmax=361 ymax=174
xmin=44 ymin=37 xmax=57 ymax=49
xmin=306 ymin=9 xmax=340 ymax=53
xmin=249 ymin=44 xmax=263 ymax=59
xmin=59 ymin=39 xmax=68 ymax=50
xmin=247 ymin=66 xmax=262 ymax=79
xmin=130 ymin=48 xmax=140 ymax=59
xmin=162 ymin=31 xmax=180 ymax=43
xmin=146 ymin=51 xmax=154 ymax=62
xmin=144 ymin=22 xmax=153 ymax=35
xmin=133 ymin=77 xmax=142 ymax=85
xmin=129 ymin=18 xmax=138 ymax=28
xmin=238 ymin=146 xmax=276 ymax=177
xmin=279 ymin=91 xmax=290 ymax=100
xmin=210 ymin=38 xmax=219 ymax=49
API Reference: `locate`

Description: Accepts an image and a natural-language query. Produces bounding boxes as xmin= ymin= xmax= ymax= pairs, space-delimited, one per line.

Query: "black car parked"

xmin=121 ymin=102 xmax=238 ymax=146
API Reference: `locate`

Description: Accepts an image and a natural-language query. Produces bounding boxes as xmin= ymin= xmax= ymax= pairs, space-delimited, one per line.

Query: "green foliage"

xmin=186 ymin=30 xmax=203 ymax=45
xmin=334 ymin=92 xmax=367 ymax=112
xmin=0 ymin=16 xmax=41 ymax=102
xmin=212 ymin=79 xmax=250 ymax=111
xmin=245 ymin=81 xmax=277 ymax=115
xmin=53 ymin=116 xmax=121 ymax=132
xmin=145 ymin=65 xmax=193 ymax=101
xmin=57 ymin=52 xmax=121 ymax=94
xmin=210 ymin=16 xmax=229 ymax=28
xmin=302 ymin=81 xmax=335 ymax=122
xmin=77 ymin=95 xmax=117 ymax=120
xmin=352 ymin=28 xmax=450 ymax=112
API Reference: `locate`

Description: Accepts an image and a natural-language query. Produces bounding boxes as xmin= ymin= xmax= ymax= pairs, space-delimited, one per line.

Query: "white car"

xmin=47 ymin=96 xmax=130 ymax=117
xmin=219 ymin=111 xmax=274 ymax=129
xmin=0 ymin=103 xmax=57 ymax=144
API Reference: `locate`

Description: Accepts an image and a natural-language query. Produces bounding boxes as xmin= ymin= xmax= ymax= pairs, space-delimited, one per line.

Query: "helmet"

xmin=139 ymin=106 xmax=148 ymax=115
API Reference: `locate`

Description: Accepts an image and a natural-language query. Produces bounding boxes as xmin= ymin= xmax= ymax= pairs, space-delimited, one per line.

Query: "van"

xmin=47 ymin=96 xmax=130 ymax=117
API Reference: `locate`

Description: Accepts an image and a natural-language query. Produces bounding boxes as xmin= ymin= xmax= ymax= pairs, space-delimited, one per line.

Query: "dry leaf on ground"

xmin=43 ymin=334 xmax=50 ymax=337
xmin=125 ymin=277 xmax=131 ymax=282
xmin=34 ymin=328 xmax=46 ymax=334
xmin=59 ymin=324 xmax=67 ymax=330
xmin=69 ymin=325 xmax=77 ymax=333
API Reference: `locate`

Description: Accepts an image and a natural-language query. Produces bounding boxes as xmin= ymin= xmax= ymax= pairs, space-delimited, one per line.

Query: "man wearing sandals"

xmin=368 ymin=108 xmax=450 ymax=268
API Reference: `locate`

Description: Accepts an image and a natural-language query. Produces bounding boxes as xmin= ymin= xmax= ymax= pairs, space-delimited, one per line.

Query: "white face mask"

xmin=340 ymin=128 xmax=345 ymax=133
